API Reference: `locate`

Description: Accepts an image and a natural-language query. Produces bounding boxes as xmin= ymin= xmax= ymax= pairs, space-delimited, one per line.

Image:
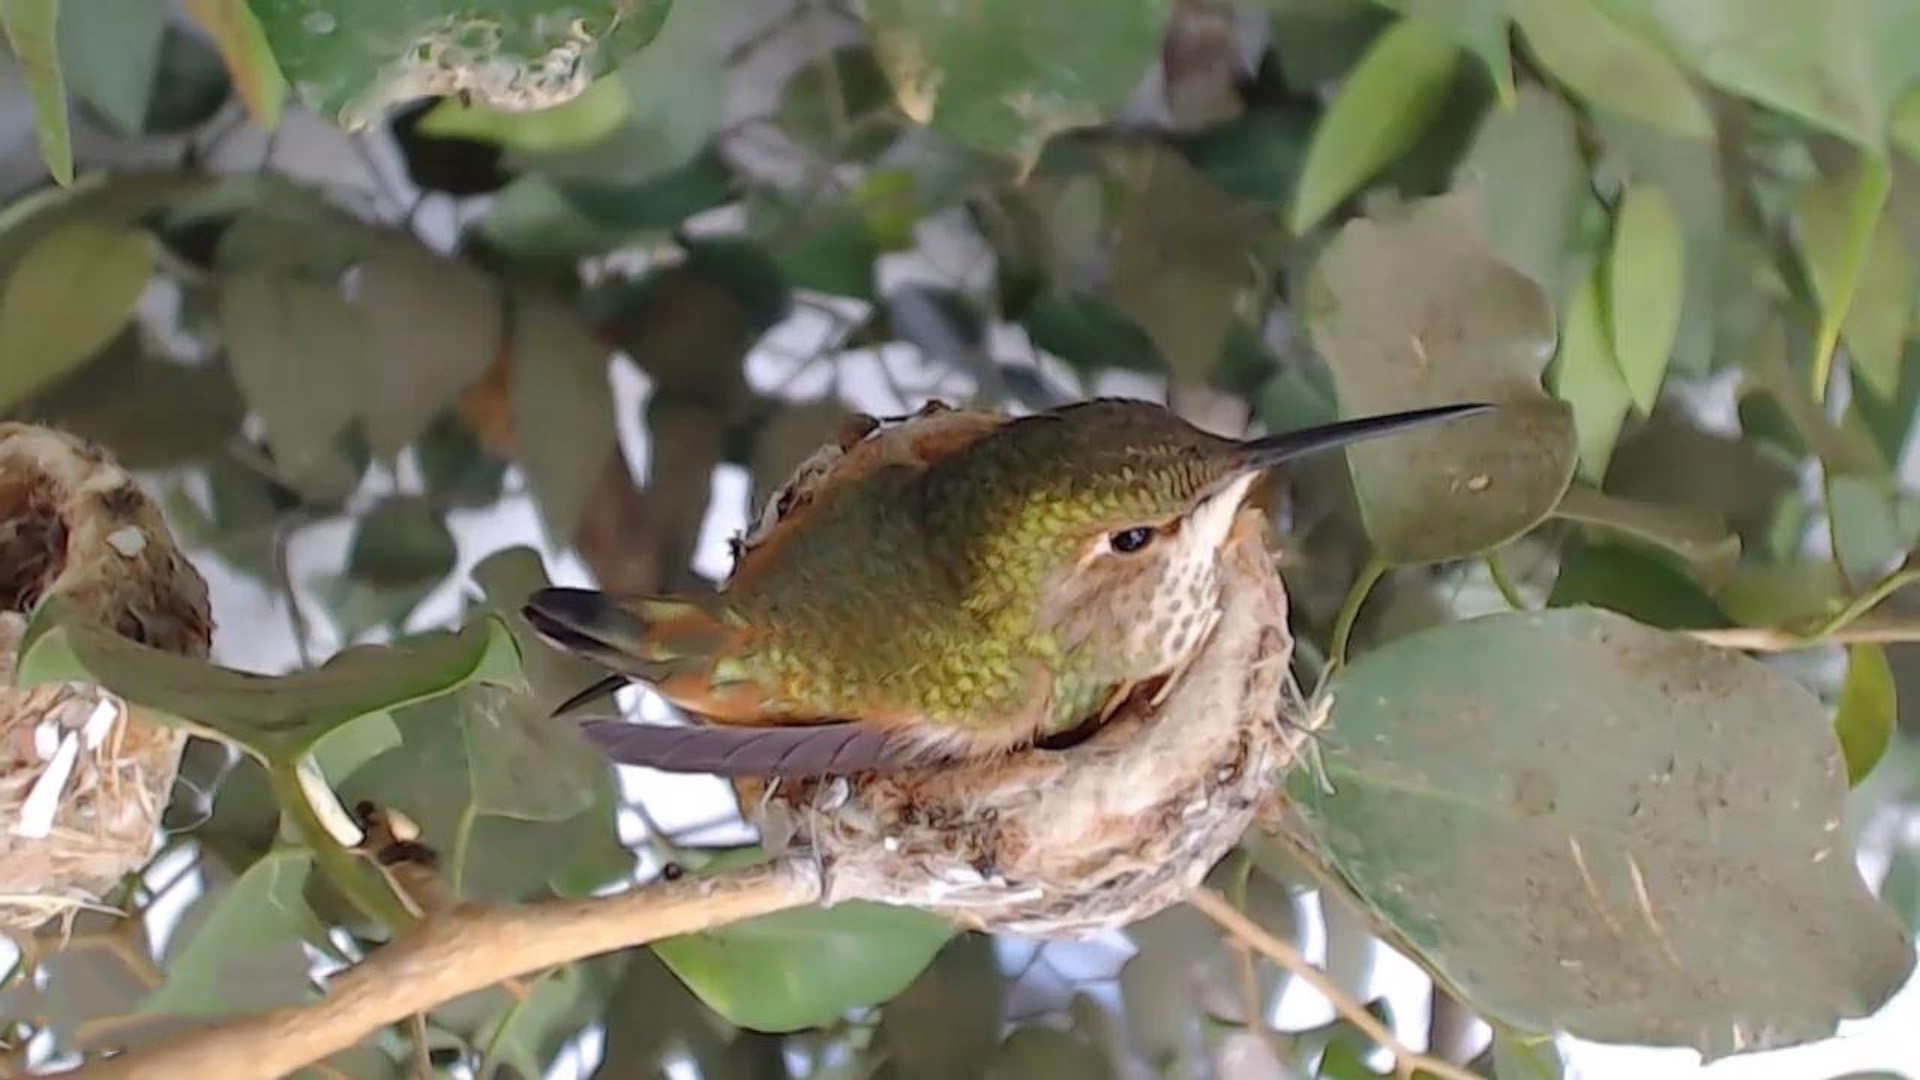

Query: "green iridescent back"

xmin=726 ymin=400 xmax=1243 ymax=732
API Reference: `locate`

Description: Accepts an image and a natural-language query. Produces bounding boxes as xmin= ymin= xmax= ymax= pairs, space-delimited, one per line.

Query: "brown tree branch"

xmin=65 ymin=858 xmax=823 ymax=1080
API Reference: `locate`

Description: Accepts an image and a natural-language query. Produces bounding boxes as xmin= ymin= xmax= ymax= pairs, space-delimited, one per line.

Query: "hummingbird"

xmin=523 ymin=397 xmax=1493 ymax=778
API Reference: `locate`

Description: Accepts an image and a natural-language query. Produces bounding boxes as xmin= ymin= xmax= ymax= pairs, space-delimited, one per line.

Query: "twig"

xmin=1230 ymin=940 xmax=1285 ymax=1067
xmin=1186 ymin=887 xmax=1481 ymax=1080
xmin=62 ymin=857 xmax=821 ymax=1080
xmin=1687 ymin=618 xmax=1920 ymax=651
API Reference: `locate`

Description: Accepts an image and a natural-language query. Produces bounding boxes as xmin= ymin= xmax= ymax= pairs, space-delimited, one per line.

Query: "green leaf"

xmin=1510 ymin=0 xmax=1710 ymax=138
xmin=1106 ymin=144 xmax=1255 ymax=384
xmin=318 ymin=495 xmax=459 ymax=639
xmin=1828 ymin=472 xmax=1911 ymax=582
xmin=11 ymin=331 xmax=247 ymax=470
xmin=180 ymin=0 xmax=283 ymax=129
xmin=774 ymin=211 xmax=879 ymax=300
xmin=873 ymin=935 xmax=1007 ymax=1080
xmin=1896 ymin=86 xmax=1920 ymax=163
xmin=15 ymin=605 xmax=519 ymax=762
xmin=1836 ymin=644 xmax=1896 ymax=787
xmin=1606 ymin=184 xmax=1685 ymax=414
xmin=0 ymin=221 xmax=154 ymax=408
xmin=469 ymin=546 xmax=610 ymax=706
xmin=217 ymin=270 xmax=370 ymax=476
xmin=990 ymin=1025 xmax=1115 ymax=1079
xmin=1492 ymin=1029 xmax=1565 ymax=1080
xmin=1453 ymin=83 xmax=1584 ymax=299
xmin=1289 ymin=16 xmax=1461 ymax=234
xmin=1173 ymin=107 xmax=1315 ymax=206
xmin=1290 ymin=607 xmax=1916 ymax=1056
xmin=1307 ymin=189 xmax=1576 ymax=564
xmin=1882 ymin=847 xmax=1920 ymax=933
xmin=247 ymin=0 xmax=672 ymax=128
xmin=1797 ymin=154 xmax=1896 ymax=398
xmin=655 ymin=890 xmax=954 ymax=1032
xmin=56 ymin=0 xmax=164 ymax=135
xmin=1547 ymin=540 xmax=1728 ymax=630
xmin=140 ymin=849 xmax=325 ymax=1017
xmin=2 ymin=0 xmax=71 ymax=185
xmin=1550 ymin=266 xmax=1633 ymax=484
xmin=1025 ymin=293 xmax=1162 ymax=375
xmin=507 ymin=286 xmax=617 ymax=545
xmin=1604 ymin=0 xmax=1920 ymax=149
xmin=1376 ymin=0 xmax=1512 ymax=102
xmin=1553 ymin=484 xmax=1739 ymax=579
xmin=419 ymin=74 xmax=632 ymax=153
xmin=358 ymin=234 xmax=503 ymax=457
xmin=1837 ymin=204 xmax=1916 ymax=400
xmin=865 ymin=0 xmax=1174 ymax=163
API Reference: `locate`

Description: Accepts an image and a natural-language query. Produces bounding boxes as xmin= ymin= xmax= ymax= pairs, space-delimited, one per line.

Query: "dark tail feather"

xmin=579 ymin=720 xmax=921 ymax=778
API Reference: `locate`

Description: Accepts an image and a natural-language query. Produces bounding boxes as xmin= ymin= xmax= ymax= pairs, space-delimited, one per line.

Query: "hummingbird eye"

xmin=1108 ymin=526 xmax=1156 ymax=554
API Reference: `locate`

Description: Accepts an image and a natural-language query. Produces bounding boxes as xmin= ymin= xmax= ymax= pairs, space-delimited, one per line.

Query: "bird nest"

xmin=0 ymin=423 xmax=213 ymax=933
xmin=733 ymin=404 xmax=1318 ymax=939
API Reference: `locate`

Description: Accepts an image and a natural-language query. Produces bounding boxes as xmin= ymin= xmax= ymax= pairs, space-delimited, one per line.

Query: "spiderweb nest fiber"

xmin=729 ymin=404 xmax=1319 ymax=939
xmin=0 ymin=423 xmax=213 ymax=933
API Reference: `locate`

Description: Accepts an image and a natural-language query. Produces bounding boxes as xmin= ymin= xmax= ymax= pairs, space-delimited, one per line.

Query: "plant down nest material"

xmin=727 ymin=404 xmax=1318 ymax=938
xmin=0 ymin=423 xmax=213 ymax=933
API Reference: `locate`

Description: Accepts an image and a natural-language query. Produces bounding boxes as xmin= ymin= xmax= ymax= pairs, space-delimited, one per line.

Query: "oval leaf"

xmin=1550 ymin=266 xmax=1632 ymax=484
xmin=866 ymin=0 xmax=1173 ymax=163
xmin=1307 ymin=189 xmax=1576 ymax=564
xmin=1377 ymin=0 xmax=1514 ymax=102
xmin=1290 ymin=16 xmax=1461 ymax=234
xmin=217 ymin=269 xmax=370 ymax=475
xmin=140 ymin=849 xmax=324 ymax=1017
xmin=0 ymin=221 xmax=154 ymax=408
xmin=1606 ymin=184 xmax=1685 ymax=414
xmin=1552 ymin=483 xmax=1739 ymax=580
xmin=1835 ymin=643 xmax=1895 ymax=787
xmin=1511 ymin=0 xmax=1711 ymax=138
xmin=1 ymin=0 xmax=71 ymax=184
xmin=654 ymin=898 xmax=953 ymax=1032
xmin=1290 ymin=607 xmax=1916 ymax=1056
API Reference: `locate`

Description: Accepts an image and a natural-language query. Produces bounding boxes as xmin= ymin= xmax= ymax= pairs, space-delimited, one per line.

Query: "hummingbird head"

xmin=977 ymin=398 xmax=1495 ymax=691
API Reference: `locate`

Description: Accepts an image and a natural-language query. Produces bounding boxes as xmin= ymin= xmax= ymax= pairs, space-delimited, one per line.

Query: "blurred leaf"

xmin=1376 ymin=0 xmax=1511 ymax=101
xmin=475 ymin=174 xmax=620 ymax=264
xmin=420 ymin=74 xmax=631 ymax=153
xmin=1551 ymin=266 xmax=1633 ymax=484
xmin=1829 ymin=472 xmax=1911 ymax=582
xmin=1511 ymin=0 xmax=1709 ymax=137
xmin=1609 ymin=0 xmax=1919 ymax=148
xmin=774 ymin=210 xmax=879 ymax=300
xmin=359 ymin=234 xmax=503 ymax=457
xmin=218 ymin=270 xmax=370 ymax=476
xmin=2 ymin=0 xmax=71 ymax=184
xmin=0 ymin=220 xmax=153 ymax=408
xmin=1797 ymin=154 xmax=1895 ymax=397
xmin=655 ymin=890 xmax=953 ymax=1033
xmin=1289 ymin=16 xmax=1461 ymax=233
xmin=143 ymin=22 xmax=232 ymax=132
xmin=14 ymin=333 xmax=245 ymax=470
xmin=415 ymin=411 xmax=508 ymax=508
xmin=1108 ymin=144 xmax=1254 ymax=384
xmin=1836 ymin=644 xmax=1896 ymax=787
xmin=865 ymin=0 xmax=1173 ymax=163
xmin=777 ymin=45 xmax=898 ymax=158
xmin=873 ymin=934 xmax=1006 ymax=1080
xmin=470 ymin=965 xmax=593 ymax=1078
xmin=1172 ymin=107 xmax=1315 ymax=205
xmin=1606 ymin=408 xmax=1798 ymax=548
xmin=318 ymin=495 xmax=457 ymax=639
xmin=56 ymin=0 xmax=163 ymax=135
xmin=1607 ymin=184 xmax=1685 ymax=413
xmin=1289 ymin=607 xmax=1916 ymax=1056
xmin=1837 ymin=201 xmax=1915 ymax=400
xmin=683 ymin=236 xmax=794 ymax=333
xmin=1492 ymin=1030 xmax=1565 ymax=1080
xmin=140 ymin=849 xmax=323 ymax=1017
xmin=180 ymin=0 xmax=283 ymax=129
xmin=989 ymin=1025 xmax=1115 ymax=1079
xmin=248 ymin=0 xmax=671 ymax=127
xmin=17 ymin=605 xmax=518 ymax=762
xmin=1854 ymin=341 xmax=1920 ymax=466
xmin=1714 ymin=560 xmax=1845 ymax=629
xmin=1454 ymin=83 xmax=1583 ymax=298
xmin=1025 ymin=292 xmax=1162 ymax=375
xmin=1547 ymin=541 xmax=1727 ymax=630
xmin=509 ymin=286 xmax=617 ymax=544
xmin=1554 ymin=484 xmax=1739 ymax=579
xmin=593 ymin=950 xmax=734 ymax=1075
xmin=1308 ymin=189 xmax=1575 ymax=564
xmin=1883 ymin=847 xmax=1920 ymax=933
xmin=470 ymin=545 xmax=606 ymax=705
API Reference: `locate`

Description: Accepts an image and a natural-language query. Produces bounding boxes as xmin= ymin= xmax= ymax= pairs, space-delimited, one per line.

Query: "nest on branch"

xmin=0 ymin=423 xmax=213 ymax=933
xmin=729 ymin=404 xmax=1317 ymax=939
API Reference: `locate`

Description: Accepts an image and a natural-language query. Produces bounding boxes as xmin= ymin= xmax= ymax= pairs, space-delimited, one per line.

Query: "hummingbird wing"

xmin=578 ymin=717 xmax=922 ymax=777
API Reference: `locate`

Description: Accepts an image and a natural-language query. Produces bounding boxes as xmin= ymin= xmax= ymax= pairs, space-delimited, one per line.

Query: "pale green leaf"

xmin=507 ymin=287 xmax=617 ymax=545
xmin=1551 ymin=267 xmax=1632 ymax=484
xmin=358 ymin=234 xmax=503 ymax=457
xmin=217 ymin=270 xmax=369 ymax=475
xmin=1291 ymin=16 xmax=1461 ymax=233
xmin=1797 ymin=155 xmax=1896 ymax=398
xmin=1493 ymin=1030 xmax=1565 ymax=1080
xmin=1453 ymin=83 xmax=1584 ymax=299
xmin=1895 ymin=86 xmax=1920 ymax=163
xmin=57 ymin=0 xmax=164 ymax=135
xmin=1828 ymin=472 xmax=1910 ymax=582
xmin=1882 ymin=848 xmax=1920 ymax=933
xmin=140 ymin=849 xmax=325 ymax=1017
xmin=1511 ymin=0 xmax=1710 ymax=138
xmin=1376 ymin=0 xmax=1513 ymax=102
xmin=866 ymin=0 xmax=1172 ymax=164
xmin=418 ymin=73 xmax=631 ymax=154
xmin=1308 ymin=188 xmax=1575 ymax=563
xmin=180 ymin=0 xmax=284 ymax=129
xmin=0 ymin=220 xmax=153 ymax=408
xmin=1835 ymin=643 xmax=1895 ymax=787
xmin=1290 ymin=607 xmax=1916 ymax=1056
xmin=247 ymin=0 xmax=672 ymax=127
xmin=1552 ymin=483 xmax=1739 ymax=579
xmin=1836 ymin=209 xmax=1916 ymax=400
xmin=1606 ymin=184 xmax=1685 ymax=414
xmin=2 ymin=0 xmax=71 ymax=184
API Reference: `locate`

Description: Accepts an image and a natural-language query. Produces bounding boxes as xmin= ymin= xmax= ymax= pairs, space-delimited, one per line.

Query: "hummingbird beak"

xmin=1233 ymin=402 xmax=1496 ymax=474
